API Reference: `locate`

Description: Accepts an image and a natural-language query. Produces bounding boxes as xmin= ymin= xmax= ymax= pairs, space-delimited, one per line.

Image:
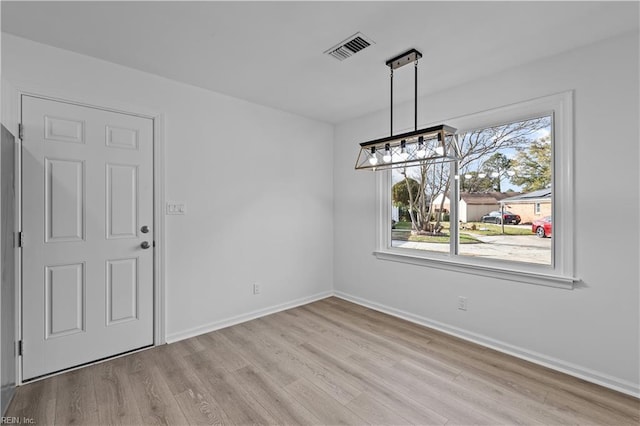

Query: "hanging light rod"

xmin=355 ymin=48 xmax=460 ymax=171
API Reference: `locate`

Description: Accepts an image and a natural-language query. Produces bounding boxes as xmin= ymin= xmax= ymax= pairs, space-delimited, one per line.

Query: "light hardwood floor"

xmin=6 ymin=297 xmax=639 ymax=425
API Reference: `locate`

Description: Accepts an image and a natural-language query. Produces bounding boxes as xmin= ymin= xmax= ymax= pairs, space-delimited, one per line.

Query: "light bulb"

xmin=368 ymin=147 xmax=378 ymax=165
xmin=464 ymin=174 xmax=472 ymax=179
xmin=382 ymin=143 xmax=392 ymax=163
xmin=416 ymin=136 xmax=427 ymax=158
xmin=491 ymin=171 xmax=499 ymax=178
xmin=397 ymin=140 xmax=408 ymax=161
xmin=478 ymin=173 xmax=487 ymax=178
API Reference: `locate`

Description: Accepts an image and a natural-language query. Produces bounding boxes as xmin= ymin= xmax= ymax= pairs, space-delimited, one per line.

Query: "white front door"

xmin=21 ymin=95 xmax=154 ymax=380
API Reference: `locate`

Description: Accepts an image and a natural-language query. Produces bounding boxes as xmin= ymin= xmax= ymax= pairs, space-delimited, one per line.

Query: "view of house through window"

xmin=391 ymin=116 xmax=553 ymax=265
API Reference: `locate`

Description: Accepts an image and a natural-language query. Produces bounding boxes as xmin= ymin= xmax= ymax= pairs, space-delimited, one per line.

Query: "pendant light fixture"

xmin=354 ymin=49 xmax=461 ymax=171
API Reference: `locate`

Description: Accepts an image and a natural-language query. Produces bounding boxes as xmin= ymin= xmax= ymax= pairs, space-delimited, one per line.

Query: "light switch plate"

xmin=166 ymin=202 xmax=186 ymax=215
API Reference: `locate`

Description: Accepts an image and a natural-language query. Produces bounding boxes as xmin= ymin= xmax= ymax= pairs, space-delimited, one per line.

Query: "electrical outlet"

xmin=458 ymin=296 xmax=467 ymax=311
xmin=253 ymin=283 xmax=261 ymax=295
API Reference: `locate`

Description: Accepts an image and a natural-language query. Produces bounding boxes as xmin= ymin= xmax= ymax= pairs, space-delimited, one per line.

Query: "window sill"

xmin=373 ymin=250 xmax=578 ymax=289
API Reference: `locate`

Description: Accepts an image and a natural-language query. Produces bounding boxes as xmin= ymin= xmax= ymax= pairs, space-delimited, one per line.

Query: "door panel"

xmin=44 ymin=116 xmax=85 ymax=144
xmin=106 ymin=164 xmax=138 ymax=239
xmin=22 ymin=96 xmax=154 ymax=380
xmin=106 ymin=125 xmax=138 ymax=150
xmin=44 ymin=158 xmax=85 ymax=242
xmin=106 ymin=258 xmax=138 ymax=325
xmin=45 ymin=263 xmax=85 ymax=338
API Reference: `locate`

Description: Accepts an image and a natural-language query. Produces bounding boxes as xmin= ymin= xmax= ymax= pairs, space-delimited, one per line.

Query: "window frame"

xmin=374 ymin=91 xmax=576 ymax=289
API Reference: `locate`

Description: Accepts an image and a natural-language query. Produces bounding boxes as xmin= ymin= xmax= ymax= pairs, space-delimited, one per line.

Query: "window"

xmin=376 ymin=92 xmax=575 ymax=288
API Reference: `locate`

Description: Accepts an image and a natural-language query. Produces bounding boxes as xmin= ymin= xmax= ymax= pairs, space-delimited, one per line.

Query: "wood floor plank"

xmin=487 ymin=347 xmax=640 ymax=422
xmin=297 ymin=341 xmax=449 ymax=425
xmin=94 ymin=356 xmax=146 ymax=426
xmin=190 ymin=365 xmax=275 ymax=425
xmin=258 ymin=308 xmax=450 ymax=425
xmin=294 ymin=306 xmax=401 ymax=367
xmin=302 ymin=301 xmax=464 ymax=376
xmin=144 ymin=347 xmax=234 ymax=425
xmin=348 ymin=353 xmax=516 ymax=425
xmin=392 ymin=357 xmax=556 ymax=425
xmin=5 ymin=297 xmax=637 ymax=425
xmin=256 ymin=312 xmax=315 ymax=346
xmin=284 ymin=378 xmax=369 ymax=425
xmin=192 ymin=331 xmax=252 ymax=371
xmin=264 ymin=311 xmax=373 ymax=362
xmin=124 ymin=352 xmax=190 ymax=425
xmin=54 ymin=365 xmax=100 ymax=425
xmin=237 ymin=319 xmax=364 ymax=405
xmin=345 ymin=392 xmax=417 ymax=425
xmin=142 ymin=343 xmax=203 ymax=396
xmin=451 ymin=371 xmax=578 ymax=425
xmin=306 ymin=300 xmax=440 ymax=354
xmin=233 ymin=365 xmax=323 ymax=425
xmin=173 ymin=387 xmax=232 ymax=426
xmin=544 ymin=387 xmax=640 ymax=425
xmin=217 ymin=323 xmax=299 ymax=386
xmin=6 ymin=374 xmax=57 ymax=425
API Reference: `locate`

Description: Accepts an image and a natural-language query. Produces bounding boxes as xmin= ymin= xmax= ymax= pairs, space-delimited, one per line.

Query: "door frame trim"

xmin=14 ymin=89 xmax=166 ymax=385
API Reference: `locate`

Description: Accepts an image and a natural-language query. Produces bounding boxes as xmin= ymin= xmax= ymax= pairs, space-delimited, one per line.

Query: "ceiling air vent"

xmin=324 ymin=32 xmax=374 ymax=61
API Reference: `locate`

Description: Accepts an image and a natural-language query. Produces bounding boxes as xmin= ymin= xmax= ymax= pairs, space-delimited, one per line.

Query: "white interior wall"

xmin=333 ymin=31 xmax=640 ymax=395
xmin=1 ymin=34 xmax=334 ymax=343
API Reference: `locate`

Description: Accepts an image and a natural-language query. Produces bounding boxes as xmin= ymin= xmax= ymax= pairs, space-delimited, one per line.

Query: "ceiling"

xmin=2 ymin=1 xmax=638 ymax=124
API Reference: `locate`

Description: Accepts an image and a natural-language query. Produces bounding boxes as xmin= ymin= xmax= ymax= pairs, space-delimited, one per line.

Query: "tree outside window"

xmin=391 ymin=116 xmax=552 ymax=265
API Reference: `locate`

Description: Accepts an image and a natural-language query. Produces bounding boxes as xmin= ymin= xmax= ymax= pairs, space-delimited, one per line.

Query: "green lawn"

xmin=409 ymin=234 xmax=480 ymax=244
xmin=393 ymin=221 xmax=413 ymax=230
xmin=392 ymin=220 xmax=531 ymax=243
xmin=391 ymin=228 xmax=480 ymax=244
xmin=462 ymin=222 xmax=531 ymax=236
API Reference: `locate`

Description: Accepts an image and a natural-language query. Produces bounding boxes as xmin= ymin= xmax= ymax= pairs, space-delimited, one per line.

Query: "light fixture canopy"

xmin=355 ymin=49 xmax=460 ymax=171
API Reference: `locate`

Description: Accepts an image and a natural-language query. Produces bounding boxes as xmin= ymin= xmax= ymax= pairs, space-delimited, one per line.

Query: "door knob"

xmin=141 ymin=241 xmax=151 ymax=249
xmin=141 ymin=225 xmax=150 ymax=234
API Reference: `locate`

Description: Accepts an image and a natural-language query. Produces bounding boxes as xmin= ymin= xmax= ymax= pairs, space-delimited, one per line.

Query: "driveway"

xmin=459 ymin=234 xmax=551 ymax=264
xmin=392 ymin=233 xmax=552 ymax=265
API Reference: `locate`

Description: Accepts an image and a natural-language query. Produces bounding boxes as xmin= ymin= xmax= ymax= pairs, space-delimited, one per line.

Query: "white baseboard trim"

xmin=334 ymin=290 xmax=640 ymax=398
xmin=165 ymin=291 xmax=333 ymax=344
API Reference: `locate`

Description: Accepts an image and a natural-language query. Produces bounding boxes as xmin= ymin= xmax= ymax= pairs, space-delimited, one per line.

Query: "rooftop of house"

xmin=501 ymin=188 xmax=552 ymax=203
xmin=460 ymin=192 xmax=520 ymax=205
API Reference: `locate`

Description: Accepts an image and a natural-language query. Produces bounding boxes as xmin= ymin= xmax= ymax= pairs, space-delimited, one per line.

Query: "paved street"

xmin=392 ymin=231 xmax=552 ymax=265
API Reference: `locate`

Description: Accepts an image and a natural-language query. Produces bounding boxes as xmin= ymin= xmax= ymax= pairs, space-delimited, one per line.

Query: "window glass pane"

xmin=457 ymin=116 xmax=552 ymax=265
xmin=389 ymin=115 xmax=553 ymax=265
xmin=391 ymin=162 xmax=451 ymax=254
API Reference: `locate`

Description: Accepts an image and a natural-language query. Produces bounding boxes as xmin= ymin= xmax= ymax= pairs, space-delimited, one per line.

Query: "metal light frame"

xmin=354 ymin=49 xmax=461 ymax=171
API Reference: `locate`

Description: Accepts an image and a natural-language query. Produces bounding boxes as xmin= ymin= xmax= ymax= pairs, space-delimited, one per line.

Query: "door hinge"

xmin=16 ymin=231 xmax=23 ymax=248
xmin=18 ymin=123 xmax=24 ymax=139
xmin=17 ymin=340 xmax=23 ymax=357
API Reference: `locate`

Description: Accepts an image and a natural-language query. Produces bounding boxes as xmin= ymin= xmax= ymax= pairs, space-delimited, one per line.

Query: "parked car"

xmin=532 ymin=216 xmax=552 ymax=238
xmin=481 ymin=210 xmax=521 ymax=225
